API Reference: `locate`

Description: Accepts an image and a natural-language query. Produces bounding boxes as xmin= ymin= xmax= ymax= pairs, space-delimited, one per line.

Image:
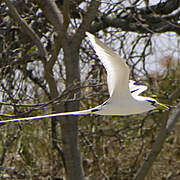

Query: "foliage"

xmin=0 ymin=0 xmax=179 ymax=179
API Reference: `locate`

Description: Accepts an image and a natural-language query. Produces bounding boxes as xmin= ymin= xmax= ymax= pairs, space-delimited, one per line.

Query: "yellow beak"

xmin=154 ymin=102 xmax=169 ymax=111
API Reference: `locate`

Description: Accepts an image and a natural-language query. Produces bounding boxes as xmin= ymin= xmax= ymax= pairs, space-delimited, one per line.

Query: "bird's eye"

xmin=147 ymin=100 xmax=156 ymax=105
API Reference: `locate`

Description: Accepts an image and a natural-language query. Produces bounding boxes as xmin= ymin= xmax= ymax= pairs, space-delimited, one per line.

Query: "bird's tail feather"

xmin=0 ymin=109 xmax=92 ymax=123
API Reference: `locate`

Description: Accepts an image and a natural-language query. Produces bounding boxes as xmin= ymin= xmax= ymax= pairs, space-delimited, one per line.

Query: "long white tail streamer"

xmin=0 ymin=109 xmax=93 ymax=123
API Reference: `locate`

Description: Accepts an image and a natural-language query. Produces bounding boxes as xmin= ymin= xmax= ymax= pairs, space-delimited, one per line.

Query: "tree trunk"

xmin=61 ymin=35 xmax=84 ymax=180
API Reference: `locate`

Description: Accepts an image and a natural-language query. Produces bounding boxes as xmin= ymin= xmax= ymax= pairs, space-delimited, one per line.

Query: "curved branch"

xmin=35 ymin=0 xmax=65 ymax=70
xmin=73 ymin=0 xmax=100 ymax=48
xmin=4 ymin=0 xmax=47 ymax=58
xmin=134 ymin=102 xmax=180 ymax=180
xmin=35 ymin=0 xmax=64 ymax=36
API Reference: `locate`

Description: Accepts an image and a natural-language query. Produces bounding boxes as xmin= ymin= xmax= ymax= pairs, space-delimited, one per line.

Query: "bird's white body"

xmin=93 ymin=96 xmax=155 ymax=116
xmin=0 ymin=32 xmax=168 ymax=123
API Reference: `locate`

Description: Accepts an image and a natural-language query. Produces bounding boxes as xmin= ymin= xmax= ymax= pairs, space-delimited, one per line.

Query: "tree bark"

xmin=60 ymin=34 xmax=83 ymax=180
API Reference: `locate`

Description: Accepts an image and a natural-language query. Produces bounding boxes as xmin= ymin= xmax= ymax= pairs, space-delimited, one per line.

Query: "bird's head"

xmin=145 ymin=98 xmax=169 ymax=111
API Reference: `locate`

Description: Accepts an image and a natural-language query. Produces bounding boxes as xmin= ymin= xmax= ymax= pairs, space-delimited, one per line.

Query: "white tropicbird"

xmin=0 ymin=32 xmax=169 ymax=123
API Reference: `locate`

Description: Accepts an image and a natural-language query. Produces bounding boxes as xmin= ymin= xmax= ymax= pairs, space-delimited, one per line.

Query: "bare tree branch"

xmin=140 ymin=0 xmax=180 ymax=15
xmin=134 ymin=102 xmax=180 ymax=180
xmin=73 ymin=1 xmax=100 ymax=48
xmin=91 ymin=0 xmax=180 ymax=34
xmin=35 ymin=0 xmax=64 ymax=36
xmin=4 ymin=0 xmax=47 ymax=57
xmin=35 ymin=0 xmax=66 ymax=70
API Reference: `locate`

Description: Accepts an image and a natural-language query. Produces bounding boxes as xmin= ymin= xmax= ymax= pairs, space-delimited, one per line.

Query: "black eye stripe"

xmin=130 ymin=89 xmax=139 ymax=93
xmin=147 ymin=100 xmax=156 ymax=105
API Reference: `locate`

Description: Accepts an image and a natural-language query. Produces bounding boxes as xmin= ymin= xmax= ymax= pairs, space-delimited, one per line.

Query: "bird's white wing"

xmin=129 ymin=80 xmax=148 ymax=97
xmin=86 ymin=32 xmax=130 ymax=97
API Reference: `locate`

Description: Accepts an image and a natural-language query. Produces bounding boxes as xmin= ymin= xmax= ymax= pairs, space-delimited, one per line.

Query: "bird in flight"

xmin=0 ymin=32 xmax=169 ymax=123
